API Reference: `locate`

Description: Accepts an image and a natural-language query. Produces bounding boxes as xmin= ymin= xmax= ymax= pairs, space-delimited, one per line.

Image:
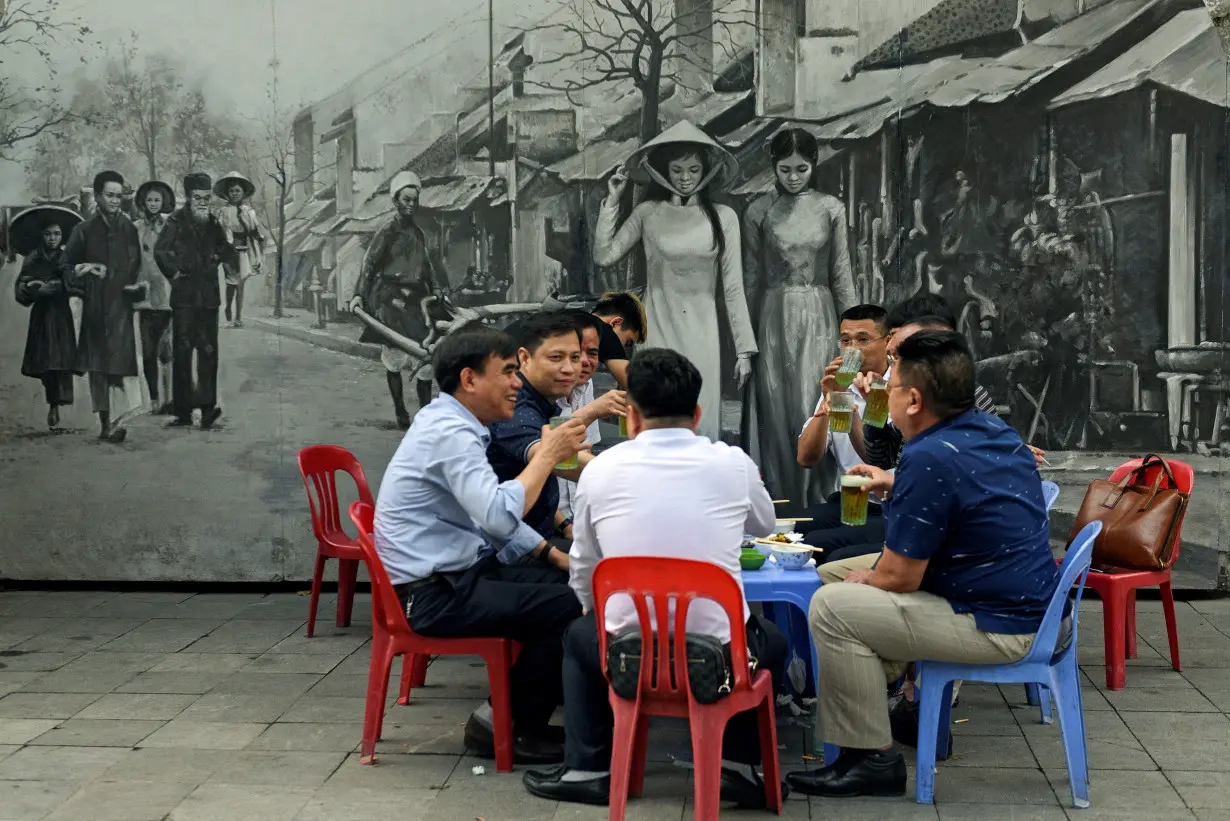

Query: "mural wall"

xmin=0 ymin=0 xmax=1225 ymax=583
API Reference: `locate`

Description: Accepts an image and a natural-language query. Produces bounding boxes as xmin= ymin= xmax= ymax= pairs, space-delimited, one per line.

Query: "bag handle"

xmin=1102 ymin=454 xmax=1177 ymax=510
xmin=1132 ymin=453 xmax=1177 ymax=487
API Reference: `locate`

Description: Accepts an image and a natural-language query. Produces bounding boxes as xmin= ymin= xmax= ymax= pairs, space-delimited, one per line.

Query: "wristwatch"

xmin=556 ymin=517 xmax=573 ymax=537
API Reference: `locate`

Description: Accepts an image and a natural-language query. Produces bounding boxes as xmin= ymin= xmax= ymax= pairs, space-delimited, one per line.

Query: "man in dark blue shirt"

xmin=488 ymin=312 xmax=622 ymax=542
xmin=787 ymin=330 xmax=1060 ymax=799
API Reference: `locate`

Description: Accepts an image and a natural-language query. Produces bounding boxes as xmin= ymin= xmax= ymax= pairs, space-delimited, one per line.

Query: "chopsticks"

xmin=772 ymin=499 xmax=790 ymax=504
xmin=750 ymin=538 xmax=824 ymax=554
xmin=775 ymin=517 xmax=812 ymax=523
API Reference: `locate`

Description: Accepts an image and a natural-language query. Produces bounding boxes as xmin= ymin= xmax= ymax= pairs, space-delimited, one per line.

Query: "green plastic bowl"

xmin=740 ymin=553 xmax=766 ymax=571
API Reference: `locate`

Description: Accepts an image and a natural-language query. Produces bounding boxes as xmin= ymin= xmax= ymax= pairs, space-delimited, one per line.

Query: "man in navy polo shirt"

xmin=787 ymin=330 xmax=1061 ymax=799
xmin=488 ymin=312 xmax=624 ymax=545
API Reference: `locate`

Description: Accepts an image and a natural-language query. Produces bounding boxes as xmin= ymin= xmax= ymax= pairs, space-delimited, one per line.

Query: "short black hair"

xmin=894 ymin=330 xmax=975 ymax=420
xmin=432 ymin=323 xmax=517 ymax=395
xmin=627 ymin=348 xmax=701 ymax=420
xmin=560 ymin=308 xmax=605 ymax=339
xmin=886 ymin=294 xmax=956 ymax=330
xmin=93 ymin=170 xmax=125 ymax=196
xmin=592 ymin=291 xmax=646 ymax=343
xmin=840 ymin=303 xmax=888 ymax=334
xmin=516 ymin=311 xmax=582 ymax=355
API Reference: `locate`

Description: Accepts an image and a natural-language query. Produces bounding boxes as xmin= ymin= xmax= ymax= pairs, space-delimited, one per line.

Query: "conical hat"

xmin=214 ymin=171 xmax=255 ymax=199
xmin=7 ymin=204 xmax=82 ymax=257
xmin=622 ymin=120 xmax=739 ymax=188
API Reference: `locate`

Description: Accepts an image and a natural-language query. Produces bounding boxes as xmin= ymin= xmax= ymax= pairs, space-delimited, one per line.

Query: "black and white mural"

xmin=1 ymin=0 xmax=1225 ymax=581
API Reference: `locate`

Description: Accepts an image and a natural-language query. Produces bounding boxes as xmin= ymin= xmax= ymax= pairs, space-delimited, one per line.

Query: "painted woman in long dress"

xmin=593 ymin=121 xmax=757 ymax=443
xmin=743 ymin=128 xmax=857 ymax=504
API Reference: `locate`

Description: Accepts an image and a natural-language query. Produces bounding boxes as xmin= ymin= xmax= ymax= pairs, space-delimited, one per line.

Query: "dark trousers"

xmin=400 ymin=556 xmax=581 ymax=732
xmin=800 ymin=493 xmax=885 ymax=562
xmin=563 ymin=612 xmax=787 ymax=771
xmin=171 ymin=307 xmax=219 ymax=419
xmin=40 ymin=372 xmax=73 ymax=406
xmin=799 ymin=493 xmax=884 ymax=534
xmin=139 ymin=311 xmax=172 ymax=401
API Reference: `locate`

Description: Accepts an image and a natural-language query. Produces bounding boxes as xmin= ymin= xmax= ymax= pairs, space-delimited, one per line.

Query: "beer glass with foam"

xmin=862 ymin=375 xmax=890 ymax=428
xmin=840 ymin=474 xmax=872 ymax=526
xmin=829 ymin=391 xmax=855 ymax=434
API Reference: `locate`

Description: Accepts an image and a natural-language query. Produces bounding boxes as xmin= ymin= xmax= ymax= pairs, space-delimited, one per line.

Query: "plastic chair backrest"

xmin=1042 ymin=481 xmax=1060 ymax=512
xmin=299 ymin=445 xmax=374 ymax=542
xmin=1018 ymin=521 xmax=1101 ymax=666
xmin=1106 ymin=457 xmax=1194 ymax=563
xmin=349 ymin=501 xmax=410 ymax=639
xmin=592 ymin=556 xmax=754 ymax=699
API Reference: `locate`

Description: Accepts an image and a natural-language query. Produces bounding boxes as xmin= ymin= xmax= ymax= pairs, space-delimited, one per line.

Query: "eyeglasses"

xmin=838 ymin=334 xmax=886 ymax=348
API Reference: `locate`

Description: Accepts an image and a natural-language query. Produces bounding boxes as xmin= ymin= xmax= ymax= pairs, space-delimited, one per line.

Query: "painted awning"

xmin=1049 ymin=9 xmax=1229 ymax=110
xmin=854 ymin=0 xmax=1019 ymax=73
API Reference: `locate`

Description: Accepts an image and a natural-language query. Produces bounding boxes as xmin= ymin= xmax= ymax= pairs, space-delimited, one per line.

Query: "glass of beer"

xmin=828 ymin=391 xmax=854 ymax=433
xmin=835 ymin=347 xmax=863 ymax=388
xmin=549 ymin=418 xmax=578 ymax=470
xmin=618 ymin=415 xmax=628 ymax=438
xmin=862 ymin=375 xmax=890 ymax=428
xmin=841 ymin=474 xmax=872 ymax=526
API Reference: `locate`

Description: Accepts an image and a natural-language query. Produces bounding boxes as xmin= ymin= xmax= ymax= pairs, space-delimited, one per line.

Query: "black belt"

xmin=395 ymin=575 xmax=440 ymax=597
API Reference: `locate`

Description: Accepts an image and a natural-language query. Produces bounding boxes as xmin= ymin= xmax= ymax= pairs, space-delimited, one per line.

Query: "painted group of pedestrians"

xmin=10 ymin=169 xmax=265 ymax=442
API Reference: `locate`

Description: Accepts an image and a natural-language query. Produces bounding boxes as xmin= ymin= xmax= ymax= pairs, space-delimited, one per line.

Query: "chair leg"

xmin=629 ymin=713 xmax=651 ymax=798
xmin=1125 ymin=589 xmax=1138 ymax=659
xmin=1159 ymin=579 xmax=1183 ymax=672
xmin=397 ymin=654 xmax=415 ymax=705
xmin=914 ymin=674 xmax=953 ymax=805
xmin=410 ymin=654 xmax=429 ymax=687
xmin=608 ymin=699 xmax=643 ymax=820
xmin=689 ymin=710 xmax=726 ymax=821
xmin=1101 ymin=587 xmax=1129 ymax=690
xmin=306 ymin=553 xmax=327 ymax=638
xmin=1025 ymin=683 xmax=1040 ymax=706
xmin=374 ymin=650 xmax=396 ymax=743
xmin=1051 ymin=660 xmax=1090 ymax=809
xmin=361 ymin=635 xmax=393 ymax=764
xmin=756 ymin=690 xmax=784 ymax=812
xmin=484 ymin=644 xmax=516 ymax=773
xmin=337 ymin=559 xmax=360 ymax=628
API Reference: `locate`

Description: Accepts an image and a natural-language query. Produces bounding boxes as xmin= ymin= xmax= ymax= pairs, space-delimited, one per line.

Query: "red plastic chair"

xmin=298 ymin=445 xmax=374 ymax=638
xmin=592 ymin=557 xmax=783 ymax=821
xmin=1081 ymin=457 xmax=1193 ymax=690
xmin=349 ymin=501 xmax=520 ymax=771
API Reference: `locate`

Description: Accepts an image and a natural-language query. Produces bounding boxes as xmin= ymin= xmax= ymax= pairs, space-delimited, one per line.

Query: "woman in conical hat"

xmin=593 ymin=120 xmax=757 ymax=443
xmin=214 ymin=170 xmax=265 ymax=327
xmin=10 ymin=204 xmax=83 ymax=428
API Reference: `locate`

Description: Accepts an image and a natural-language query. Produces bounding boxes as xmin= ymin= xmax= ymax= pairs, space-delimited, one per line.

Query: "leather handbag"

xmin=1069 ymin=453 xmax=1189 ymax=571
xmin=606 ymin=630 xmax=754 ymax=705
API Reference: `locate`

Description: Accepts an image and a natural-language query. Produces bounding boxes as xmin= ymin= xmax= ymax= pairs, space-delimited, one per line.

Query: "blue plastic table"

xmin=742 ymin=563 xmax=840 ymax=765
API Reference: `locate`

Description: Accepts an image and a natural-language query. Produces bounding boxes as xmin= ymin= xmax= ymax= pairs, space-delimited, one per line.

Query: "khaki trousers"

xmin=807 ymin=582 xmax=1034 ymax=749
xmin=817 ymin=551 xmax=879 ymax=585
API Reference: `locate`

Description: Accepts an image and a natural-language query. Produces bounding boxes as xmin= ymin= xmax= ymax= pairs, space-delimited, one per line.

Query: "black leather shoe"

xmin=463 ymin=716 xmax=564 ymax=765
xmin=523 ymin=766 xmax=610 ymax=805
xmin=786 ymin=750 xmax=907 ymax=798
xmin=200 ymin=406 xmax=223 ymax=429
xmin=720 ymin=767 xmax=790 ymax=809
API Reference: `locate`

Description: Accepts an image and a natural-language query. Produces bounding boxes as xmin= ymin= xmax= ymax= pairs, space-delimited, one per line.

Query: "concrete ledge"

xmin=247 ymin=316 xmax=380 ymax=361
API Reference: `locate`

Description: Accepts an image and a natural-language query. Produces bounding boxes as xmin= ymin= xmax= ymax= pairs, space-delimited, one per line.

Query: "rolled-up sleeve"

xmin=435 ymin=430 xmax=542 ymax=562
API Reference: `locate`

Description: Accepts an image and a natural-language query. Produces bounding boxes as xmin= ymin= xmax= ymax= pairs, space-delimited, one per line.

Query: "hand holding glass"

xmin=840 ymin=474 xmax=872 ymax=526
xmin=549 ymin=418 xmax=579 ymax=470
xmin=835 ymin=347 xmax=863 ymax=388
xmin=862 ymin=375 xmax=890 ymax=428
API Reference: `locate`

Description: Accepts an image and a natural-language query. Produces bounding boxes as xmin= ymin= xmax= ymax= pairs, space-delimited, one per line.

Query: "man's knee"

xmin=563 ymin=614 xmax=600 ymax=665
xmin=807 ymin=582 xmax=865 ymax=634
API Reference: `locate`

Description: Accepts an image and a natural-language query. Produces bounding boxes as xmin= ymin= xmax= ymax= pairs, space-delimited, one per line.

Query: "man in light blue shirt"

xmin=375 ymin=322 xmax=587 ymax=765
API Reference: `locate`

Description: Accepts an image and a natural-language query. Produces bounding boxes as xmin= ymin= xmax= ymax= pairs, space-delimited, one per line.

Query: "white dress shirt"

xmin=556 ymin=380 xmax=602 ymax=519
xmin=798 ymin=366 xmax=894 ymax=476
xmin=568 ymin=427 xmax=775 ymax=643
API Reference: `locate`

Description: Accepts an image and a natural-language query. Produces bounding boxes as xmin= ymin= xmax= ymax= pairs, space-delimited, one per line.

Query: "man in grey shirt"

xmin=375 ymin=323 xmax=587 ymax=765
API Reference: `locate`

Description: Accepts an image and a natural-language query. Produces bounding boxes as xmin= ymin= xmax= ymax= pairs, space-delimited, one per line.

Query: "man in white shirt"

xmin=522 ymin=348 xmax=789 ymax=809
xmin=796 ymin=304 xmax=891 ymax=563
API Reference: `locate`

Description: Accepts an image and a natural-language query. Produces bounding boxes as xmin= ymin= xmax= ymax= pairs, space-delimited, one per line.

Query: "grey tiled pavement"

xmin=0 ymin=591 xmax=1228 ymax=820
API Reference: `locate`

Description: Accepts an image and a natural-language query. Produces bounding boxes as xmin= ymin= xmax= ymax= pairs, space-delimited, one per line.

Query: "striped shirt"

xmin=863 ymin=384 xmax=998 ymax=470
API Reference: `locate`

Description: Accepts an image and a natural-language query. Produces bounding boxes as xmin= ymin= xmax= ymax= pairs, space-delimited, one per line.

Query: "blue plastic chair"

xmin=1025 ymin=481 xmax=1063 ymax=712
xmin=914 ymin=521 xmax=1102 ymax=807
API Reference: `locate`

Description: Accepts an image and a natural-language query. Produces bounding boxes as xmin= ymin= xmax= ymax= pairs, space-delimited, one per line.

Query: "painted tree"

xmin=0 ymin=0 xmax=95 ymax=161
xmin=525 ymin=0 xmax=756 ymax=144
xmin=95 ymin=35 xmax=184 ymax=180
xmin=171 ymin=89 xmax=244 ymax=182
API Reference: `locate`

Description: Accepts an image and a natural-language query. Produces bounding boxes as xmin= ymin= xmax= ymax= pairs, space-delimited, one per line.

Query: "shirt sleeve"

xmin=743 ymin=451 xmax=776 ymax=537
xmin=489 ymin=411 xmax=546 ymax=465
xmin=975 ymin=383 xmax=998 ymax=416
xmin=596 ymin=321 xmax=627 ymax=364
xmin=434 ymin=428 xmax=544 ymax=563
xmin=883 ymin=447 xmax=956 ymax=562
xmin=568 ymin=472 xmax=602 ymax=612
xmin=863 ymin=420 xmax=904 ymax=469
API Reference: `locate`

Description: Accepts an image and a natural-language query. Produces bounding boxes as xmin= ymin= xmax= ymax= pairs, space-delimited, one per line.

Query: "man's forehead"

xmin=841 ymin=319 xmax=879 ymax=334
xmin=538 ymin=333 xmax=580 ymax=353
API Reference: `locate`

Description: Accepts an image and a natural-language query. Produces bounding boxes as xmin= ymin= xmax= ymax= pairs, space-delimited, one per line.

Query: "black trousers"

xmin=171 ymin=307 xmax=219 ymax=418
xmin=562 ymin=612 xmax=787 ymax=771
xmin=139 ymin=311 xmax=172 ymax=400
xmin=40 ymin=372 xmax=73 ymax=406
xmin=400 ymin=556 xmax=581 ymax=732
xmin=800 ymin=493 xmax=885 ymax=562
xmin=798 ymin=493 xmax=884 ymax=534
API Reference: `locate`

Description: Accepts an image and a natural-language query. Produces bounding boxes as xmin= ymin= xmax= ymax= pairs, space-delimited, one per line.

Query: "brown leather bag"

xmin=1069 ymin=454 xmax=1190 ymax=572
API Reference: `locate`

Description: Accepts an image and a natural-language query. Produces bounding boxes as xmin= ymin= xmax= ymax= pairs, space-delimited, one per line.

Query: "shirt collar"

xmin=517 ymin=378 xmax=558 ymax=418
xmin=633 ymin=427 xmax=697 ymax=443
xmin=435 ymin=393 xmax=490 ymax=441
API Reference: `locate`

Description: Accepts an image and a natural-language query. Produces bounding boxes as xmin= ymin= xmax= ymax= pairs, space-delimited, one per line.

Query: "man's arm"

xmin=568 ymin=479 xmax=602 ymax=613
xmin=859 ymin=548 xmax=929 ymax=593
xmin=152 ymin=218 xmax=178 ymax=278
xmin=596 ymin=322 xmax=630 ymax=388
xmin=856 ymin=450 xmax=954 ymax=592
xmin=538 ymin=447 xmax=593 ymax=483
xmin=605 ymin=359 xmax=629 ymax=388
xmin=797 ymin=397 xmax=830 ymax=468
xmin=744 ymin=452 xmax=776 ymax=537
xmin=353 ymin=224 xmax=390 ymax=303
